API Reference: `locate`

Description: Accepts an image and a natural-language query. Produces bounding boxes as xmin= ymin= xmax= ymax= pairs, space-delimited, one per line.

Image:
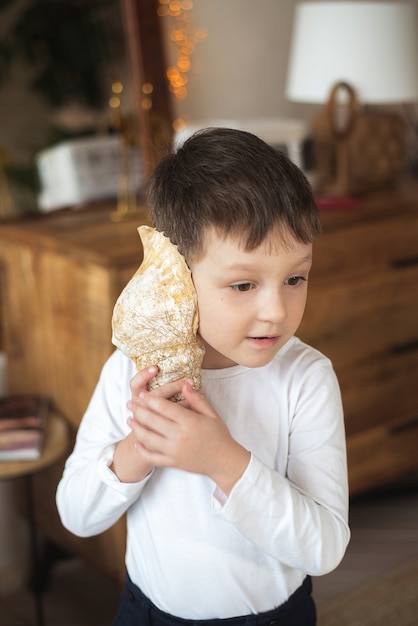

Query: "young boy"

xmin=56 ymin=128 xmax=350 ymax=626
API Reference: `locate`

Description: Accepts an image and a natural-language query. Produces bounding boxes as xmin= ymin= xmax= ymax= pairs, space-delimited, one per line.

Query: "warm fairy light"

xmin=169 ymin=0 xmax=182 ymax=14
xmin=158 ymin=0 xmax=207 ymax=102
xmin=109 ymin=80 xmax=123 ymax=109
xmin=172 ymin=116 xmax=190 ymax=132
xmin=109 ymin=96 xmax=120 ymax=109
xmin=112 ymin=81 xmax=123 ymax=95
xmin=141 ymin=97 xmax=153 ymax=110
xmin=142 ymin=82 xmax=154 ymax=95
xmin=139 ymin=83 xmax=154 ymax=110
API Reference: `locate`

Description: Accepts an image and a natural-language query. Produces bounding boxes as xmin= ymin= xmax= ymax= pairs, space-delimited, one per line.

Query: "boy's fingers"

xmin=181 ymin=381 xmax=213 ymax=413
xmin=152 ymin=378 xmax=189 ymax=400
xmin=131 ymin=371 xmax=194 ymax=405
xmin=130 ymin=365 xmax=159 ymax=396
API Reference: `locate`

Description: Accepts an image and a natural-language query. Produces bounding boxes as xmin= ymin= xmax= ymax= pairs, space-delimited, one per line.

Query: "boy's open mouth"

xmin=247 ymin=335 xmax=280 ymax=346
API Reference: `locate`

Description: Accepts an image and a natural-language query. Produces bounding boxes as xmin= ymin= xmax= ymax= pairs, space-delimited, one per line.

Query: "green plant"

xmin=0 ymin=0 xmax=122 ymax=109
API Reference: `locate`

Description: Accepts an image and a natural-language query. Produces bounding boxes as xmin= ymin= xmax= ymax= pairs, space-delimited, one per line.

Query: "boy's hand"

xmin=129 ymin=379 xmax=251 ymax=496
xmin=110 ymin=365 xmax=187 ymax=483
xmin=127 ymin=365 xmax=189 ymax=405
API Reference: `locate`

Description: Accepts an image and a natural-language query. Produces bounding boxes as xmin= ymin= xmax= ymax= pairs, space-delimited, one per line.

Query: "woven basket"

xmin=311 ymin=111 xmax=407 ymax=195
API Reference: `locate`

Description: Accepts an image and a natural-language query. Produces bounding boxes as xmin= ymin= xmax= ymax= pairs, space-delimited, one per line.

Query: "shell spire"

xmin=111 ymin=225 xmax=205 ymax=399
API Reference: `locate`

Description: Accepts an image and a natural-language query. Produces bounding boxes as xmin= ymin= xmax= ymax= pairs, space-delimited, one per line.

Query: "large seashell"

xmin=111 ymin=225 xmax=205 ymax=399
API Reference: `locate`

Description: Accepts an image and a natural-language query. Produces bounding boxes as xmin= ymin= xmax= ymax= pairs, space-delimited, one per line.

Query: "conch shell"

xmin=111 ymin=225 xmax=205 ymax=399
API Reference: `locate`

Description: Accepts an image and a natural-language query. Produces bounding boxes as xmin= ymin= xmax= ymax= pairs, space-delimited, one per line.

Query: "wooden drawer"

xmin=299 ymin=264 xmax=418 ymax=370
xmin=347 ymin=411 xmax=418 ymax=495
xmin=312 ymin=214 xmax=418 ymax=281
xmin=298 ymin=192 xmax=418 ymax=494
xmin=339 ymin=348 xmax=418 ymax=436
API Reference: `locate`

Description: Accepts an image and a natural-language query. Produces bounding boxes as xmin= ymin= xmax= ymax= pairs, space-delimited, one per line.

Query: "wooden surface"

xmin=298 ymin=180 xmax=418 ymax=495
xmin=0 ymin=204 xmax=152 ymax=431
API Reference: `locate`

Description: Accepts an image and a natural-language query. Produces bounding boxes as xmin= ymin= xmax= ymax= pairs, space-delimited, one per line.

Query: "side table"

xmin=0 ymin=410 xmax=70 ymax=626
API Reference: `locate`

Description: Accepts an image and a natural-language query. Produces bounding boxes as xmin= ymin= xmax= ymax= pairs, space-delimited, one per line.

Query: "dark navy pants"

xmin=112 ymin=575 xmax=316 ymax=626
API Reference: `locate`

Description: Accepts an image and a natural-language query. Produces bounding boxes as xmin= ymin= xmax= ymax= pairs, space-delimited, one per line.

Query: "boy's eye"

xmin=285 ymin=276 xmax=306 ymax=287
xmin=231 ymin=282 xmax=253 ymax=292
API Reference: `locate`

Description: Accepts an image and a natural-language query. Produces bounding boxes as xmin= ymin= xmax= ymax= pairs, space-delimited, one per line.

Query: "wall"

xmin=162 ymin=0 xmax=418 ymax=126
xmin=161 ymin=0 xmax=320 ymax=124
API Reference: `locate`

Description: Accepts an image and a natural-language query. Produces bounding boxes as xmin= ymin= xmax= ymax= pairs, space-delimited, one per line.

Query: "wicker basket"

xmin=311 ymin=110 xmax=407 ymax=195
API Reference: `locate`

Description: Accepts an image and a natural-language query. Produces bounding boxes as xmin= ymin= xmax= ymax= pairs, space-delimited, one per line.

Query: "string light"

xmin=141 ymin=82 xmax=154 ymax=111
xmin=109 ymin=80 xmax=123 ymax=111
xmin=157 ymin=0 xmax=207 ymax=105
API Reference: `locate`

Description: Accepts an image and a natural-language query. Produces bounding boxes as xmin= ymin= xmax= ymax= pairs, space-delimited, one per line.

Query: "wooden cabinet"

xmin=0 ymin=204 xmax=150 ymax=583
xmin=298 ymin=181 xmax=418 ymax=495
xmin=0 ymin=182 xmax=418 ymax=579
xmin=0 ymin=206 xmax=149 ymax=430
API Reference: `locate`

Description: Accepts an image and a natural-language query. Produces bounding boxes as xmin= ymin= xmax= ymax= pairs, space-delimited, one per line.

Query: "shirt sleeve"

xmin=211 ymin=359 xmax=350 ymax=576
xmin=56 ymin=351 xmax=152 ymax=537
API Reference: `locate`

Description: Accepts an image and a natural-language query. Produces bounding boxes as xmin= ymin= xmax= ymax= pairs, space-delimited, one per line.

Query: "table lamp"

xmin=285 ymin=2 xmax=418 ymax=197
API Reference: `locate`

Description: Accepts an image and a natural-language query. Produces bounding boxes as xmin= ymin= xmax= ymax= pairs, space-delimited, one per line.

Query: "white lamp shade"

xmin=286 ymin=2 xmax=418 ymax=105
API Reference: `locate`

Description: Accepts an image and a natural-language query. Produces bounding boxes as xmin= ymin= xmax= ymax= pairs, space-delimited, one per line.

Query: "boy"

xmin=56 ymin=128 xmax=350 ymax=626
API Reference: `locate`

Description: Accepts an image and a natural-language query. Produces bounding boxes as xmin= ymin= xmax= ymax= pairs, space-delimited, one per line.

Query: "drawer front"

xmin=312 ymin=214 xmax=418 ymax=281
xmin=299 ymin=264 xmax=418 ymax=370
xmin=347 ymin=411 xmax=418 ymax=495
xmin=338 ymin=348 xmax=418 ymax=436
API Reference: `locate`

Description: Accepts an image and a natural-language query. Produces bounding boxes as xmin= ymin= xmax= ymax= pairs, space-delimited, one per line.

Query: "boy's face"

xmin=189 ymin=227 xmax=312 ymax=370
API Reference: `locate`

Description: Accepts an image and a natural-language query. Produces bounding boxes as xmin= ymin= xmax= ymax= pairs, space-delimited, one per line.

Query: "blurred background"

xmin=1 ymin=0 xmax=418 ymax=214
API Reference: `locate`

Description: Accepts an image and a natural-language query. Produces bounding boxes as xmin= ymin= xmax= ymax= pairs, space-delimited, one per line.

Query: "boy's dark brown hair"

xmin=147 ymin=127 xmax=321 ymax=262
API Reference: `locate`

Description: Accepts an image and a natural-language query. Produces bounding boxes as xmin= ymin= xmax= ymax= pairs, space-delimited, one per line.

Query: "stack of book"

xmin=0 ymin=395 xmax=49 ymax=461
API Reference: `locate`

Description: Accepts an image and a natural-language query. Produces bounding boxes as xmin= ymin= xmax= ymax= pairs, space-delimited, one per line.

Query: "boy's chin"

xmin=238 ymin=340 xmax=290 ymax=369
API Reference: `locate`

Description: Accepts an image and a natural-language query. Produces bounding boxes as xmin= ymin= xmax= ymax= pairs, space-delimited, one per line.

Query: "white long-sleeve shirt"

xmin=56 ymin=336 xmax=350 ymax=619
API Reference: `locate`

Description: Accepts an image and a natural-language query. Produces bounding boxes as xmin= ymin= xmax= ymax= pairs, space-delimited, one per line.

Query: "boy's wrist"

xmin=110 ymin=433 xmax=154 ymax=483
xmin=211 ymin=444 xmax=251 ymax=497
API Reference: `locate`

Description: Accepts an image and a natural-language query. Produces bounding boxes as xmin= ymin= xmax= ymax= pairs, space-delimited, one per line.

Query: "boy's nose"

xmin=258 ymin=292 xmax=286 ymax=324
